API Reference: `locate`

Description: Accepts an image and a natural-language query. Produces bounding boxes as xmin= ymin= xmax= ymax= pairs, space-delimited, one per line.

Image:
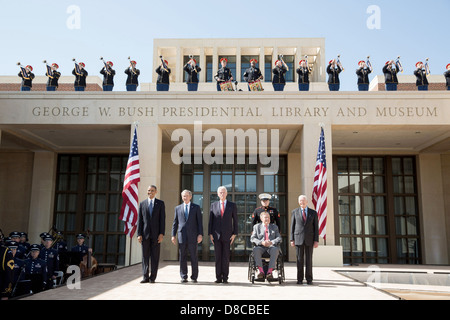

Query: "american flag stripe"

xmin=312 ymin=127 xmax=327 ymax=240
xmin=120 ymin=127 xmax=140 ymax=237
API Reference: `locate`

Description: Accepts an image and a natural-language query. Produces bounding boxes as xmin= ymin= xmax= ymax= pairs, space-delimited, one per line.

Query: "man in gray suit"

xmin=290 ymin=195 xmax=319 ymax=285
xmin=137 ymin=185 xmax=165 ymax=283
xmin=171 ymin=189 xmax=203 ymax=283
xmin=251 ymin=211 xmax=282 ymax=281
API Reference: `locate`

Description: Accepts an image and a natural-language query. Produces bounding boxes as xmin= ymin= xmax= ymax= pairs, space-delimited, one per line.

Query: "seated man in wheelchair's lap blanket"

xmin=250 ymin=211 xmax=282 ymax=280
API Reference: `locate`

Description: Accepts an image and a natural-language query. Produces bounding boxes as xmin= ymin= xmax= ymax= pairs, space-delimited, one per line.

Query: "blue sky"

xmin=0 ymin=0 xmax=448 ymax=91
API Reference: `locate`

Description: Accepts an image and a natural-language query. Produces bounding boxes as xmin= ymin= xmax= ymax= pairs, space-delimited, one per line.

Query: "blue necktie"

xmin=184 ymin=204 xmax=188 ymax=221
xmin=149 ymin=200 xmax=153 ymax=217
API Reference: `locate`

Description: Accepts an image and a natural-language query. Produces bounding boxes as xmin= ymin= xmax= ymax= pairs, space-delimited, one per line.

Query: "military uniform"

xmin=356 ymin=62 xmax=371 ymax=91
xmin=414 ymin=63 xmax=429 ymax=91
xmin=46 ymin=63 xmax=61 ymax=91
xmin=24 ymin=244 xmax=48 ymax=293
xmin=18 ymin=65 xmax=35 ymax=91
xmin=183 ymin=61 xmax=201 ymax=91
xmin=445 ymin=65 xmax=450 ymax=90
xmin=0 ymin=245 xmax=14 ymax=299
xmin=383 ymin=62 xmax=399 ymax=91
xmin=252 ymin=206 xmax=281 ymax=229
xmin=243 ymin=61 xmax=263 ymax=91
xmin=214 ymin=59 xmax=233 ymax=91
xmin=73 ymin=62 xmax=88 ymax=91
xmin=327 ymin=62 xmax=342 ymax=91
xmin=296 ymin=62 xmax=310 ymax=91
xmin=125 ymin=61 xmax=140 ymax=91
xmin=100 ymin=62 xmax=116 ymax=91
xmin=71 ymin=234 xmax=89 ymax=263
xmin=39 ymin=236 xmax=59 ymax=289
xmin=156 ymin=61 xmax=171 ymax=91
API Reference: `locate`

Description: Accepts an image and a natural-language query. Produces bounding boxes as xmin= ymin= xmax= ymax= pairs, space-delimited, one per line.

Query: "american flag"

xmin=312 ymin=127 xmax=327 ymax=240
xmin=120 ymin=127 xmax=140 ymax=237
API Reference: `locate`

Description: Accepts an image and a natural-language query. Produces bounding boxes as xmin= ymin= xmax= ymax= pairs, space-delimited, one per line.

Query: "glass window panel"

xmin=395 ymin=217 xmax=406 ymax=235
xmin=181 ymin=175 xmax=192 ymax=191
xmin=348 ymin=157 xmax=359 ymax=173
xmin=337 ymin=157 xmax=348 ymax=174
xmin=68 ymin=194 xmax=77 ymax=212
xmin=264 ymin=175 xmax=275 ymax=193
xmin=235 ymin=195 xmax=246 ymax=214
xmin=60 ymin=156 xmax=70 ymax=172
xmin=363 ymin=196 xmax=374 ymax=215
xmin=403 ymin=158 xmax=414 ymax=175
xmin=246 ymin=175 xmax=256 ymax=192
xmin=349 ymin=176 xmax=360 ymax=193
xmin=87 ymin=157 xmax=97 ymax=172
xmin=94 ymin=235 xmax=104 ymax=254
xmin=364 ymin=216 xmax=375 ymax=235
xmin=111 ymin=157 xmax=122 ymax=172
xmin=95 ymin=213 xmax=105 ymax=232
xmin=375 ymin=196 xmax=385 ymax=215
xmin=246 ymin=161 xmax=257 ymax=173
xmin=108 ymin=213 xmax=119 ymax=232
xmin=192 ymin=194 xmax=203 ymax=210
xmin=275 ymin=175 xmax=286 ymax=192
xmin=374 ymin=176 xmax=384 ymax=193
xmin=340 ymin=237 xmax=351 ymax=255
xmin=405 ymin=197 xmax=417 ymax=216
xmin=96 ymin=194 xmax=106 ymax=211
xmin=206 ymin=55 xmax=213 ymax=83
xmin=98 ymin=157 xmax=108 ymax=173
xmin=107 ymin=235 xmax=117 ymax=253
xmin=56 ymin=194 xmax=66 ymax=211
xmin=406 ymin=217 xmax=418 ymax=235
xmin=222 ymin=174 xmax=232 ymax=190
xmin=394 ymin=197 xmax=404 ymax=215
xmin=351 ymin=216 xmax=362 ymax=234
xmin=210 ymin=175 xmax=221 ymax=192
xmin=238 ymin=214 xmax=246 ymax=235
xmin=404 ymin=176 xmax=415 ymax=193
xmin=69 ymin=174 xmax=78 ymax=191
xmin=58 ymin=174 xmax=68 ymax=191
xmin=264 ymin=55 xmax=272 ymax=82
xmin=365 ymin=238 xmax=376 ymax=257
xmin=109 ymin=174 xmax=121 ymax=192
xmin=119 ymin=235 xmax=126 ymax=253
xmin=109 ymin=194 xmax=119 ymax=212
xmin=84 ymin=213 xmax=94 ymax=231
xmin=222 ymin=164 xmax=232 ymax=174
xmin=377 ymin=238 xmax=388 ymax=257
xmin=393 ymin=176 xmax=404 ymax=193
xmin=66 ymin=213 xmax=76 ymax=231
xmin=85 ymin=194 xmax=95 ymax=212
xmin=373 ymin=158 xmax=384 ymax=174
xmin=235 ymin=175 xmax=245 ymax=192
xmin=235 ymin=163 xmax=245 ymax=173
xmin=246 ymin=194 xmax=257 ymax=214
xmin=193 ymin=174 xmax=203 ymax=192
xmin=338 ymin=176 xmax=349 ymax=193
xmin=70 ymin=156 xmax=80 ymax=172
xmin=362 ymin=158 xmax=373 ymax=174
xmin=350 ymin=196 xmax=361 ymax=215
xmin=376 ymin=216 xmax=387 ymax=235
xmin=55 ymin=213 xmax=65 ymax=231
xmin=86 ymin=174 xmax=96 ymax=191
xmin=406 ymin=238 xmax=419 ymax=258
xmin=338 ymin=196 xmax=349 ymax=215
xmin=392 ymin=158 xmax=402 ymax=175
xmin=396 ymin=238 xmax=407 ymax=258
xmin=278 ymin=157 xmax=286 ymax=174
xmin=352 ymin=238 xmax=363 ymax=256
xmin=97 ymin=174 xmax=107 ymax=191
xmin=362 ymin=176 xmax=373 ymax=193
xmin=340 ymin=216 xmax=350 ymax=234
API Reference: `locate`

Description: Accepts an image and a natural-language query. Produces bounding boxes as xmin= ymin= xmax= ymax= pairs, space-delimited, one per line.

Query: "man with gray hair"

xmin=290 ymin=195 xmax=318 ymax=285
xmin=208 ymin=186 xmax=238 ymax=283
xmin=171 ymin=190 xmax=203 ymax=283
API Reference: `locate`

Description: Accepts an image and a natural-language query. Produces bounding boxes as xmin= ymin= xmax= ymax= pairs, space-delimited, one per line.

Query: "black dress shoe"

xmin=307 ymin=281 xmax=313 ymax=285
xmin=140 ymin=279 xmax=149 ymax=284
xmin=296 ymin=280 xmax=303 ymax=285
xmin=150 ymin=279 xmax=155 ymax=283
xmin=214 ymin=279 xmax=222 ymax=283
xmin=222 ymin=279 xmax=228 ymax=284
xmin=181 ymin=279 xmax=188 ymax=283
xmin=191 ymin=279 xmax=198 ymax=283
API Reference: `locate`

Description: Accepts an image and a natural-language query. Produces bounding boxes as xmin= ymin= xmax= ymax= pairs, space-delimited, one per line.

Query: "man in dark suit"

xmin=208 ymin=186 xmax=238 ymax=283
xmin=137 ymin=185 xmax=165 ymax=283
xmin=171 ymin=189 xmax=203 ymax=283
xmin=251 ymin=211 xmax=282 ymax=281
xmin=290 ymin=195 xmax=319 ymax=285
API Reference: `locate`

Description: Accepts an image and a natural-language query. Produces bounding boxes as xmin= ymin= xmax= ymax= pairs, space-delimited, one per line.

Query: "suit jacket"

xmin=137 ymin=198 xmax=166 ymax=241
xmin=251 ymin=223 xmax=282 ymax=247
xmin=172 ymin=202 xmax=203 ymax=244
xmin=290 ymin=206 xmax=319 ymax=246
xmin=208 ymin=200 xmax=238 ymax=241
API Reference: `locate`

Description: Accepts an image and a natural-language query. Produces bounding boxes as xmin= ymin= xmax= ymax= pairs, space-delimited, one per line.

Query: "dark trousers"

xmin=272 ymin=83 xmax=285 ymax=91
xmin=298 ymin=83 xmax=310 ymax=91
xmin=103 ymin=85 xmax=113 ymax=91
xmin=157 ymin=83 xmax=169 ymax=91
xmin=126 ymin=84 xmax=137 ymax=91
xmin=179 ymin=240 xmax=199 ymax=280
xmin=74 ymin=86 xmax=85 ymax=91
xmin=417 ymin=85 xmax=428 ymax=91
xmin=328 ymin=83 xmax=340 ymax=91
xmin=358 ymin=84 xmax=369 ymax=91
xmin=385 ymin=83 xmax=397 ymax=91
xmin=46 ymin=86 xmax=56 ymax=91
xmin=295 ymin=244 xmax=314 ymax=282
xmin=20 ymin=86 xmax=31 ymax=91
xmin=141 ymin=238 xmax=161 ymax=281
xmin=213 ymin=237 xmax=231 ymax=281
xmin=187 ymin=83 xmax=198 ymax=91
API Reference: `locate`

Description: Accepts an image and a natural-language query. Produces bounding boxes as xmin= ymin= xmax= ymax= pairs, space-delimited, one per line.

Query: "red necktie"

xmin=264 ymin=225 xmax=269 ymax=241
xmin=302 ymin=208 xmax=306 ymax=223
xmin=221 ymin=202 xmax=225 ymax=217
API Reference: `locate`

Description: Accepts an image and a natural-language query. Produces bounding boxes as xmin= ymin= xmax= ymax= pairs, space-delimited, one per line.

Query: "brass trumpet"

xmin=278 ymin=54 xmax=289 ymax=71
xmin=128 ymin=56 xmax=138 ymax=75
xmin=337 ymin=54 xmax=344 ymax=71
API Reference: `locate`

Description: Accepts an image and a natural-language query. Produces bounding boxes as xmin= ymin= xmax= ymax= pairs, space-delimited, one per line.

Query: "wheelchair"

xmin=248 ymin=246 xmax=285 ymax=284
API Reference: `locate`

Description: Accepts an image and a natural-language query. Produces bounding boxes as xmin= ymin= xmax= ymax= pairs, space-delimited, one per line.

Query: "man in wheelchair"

xmin=250 ymin=211 xmax=282 ymax=281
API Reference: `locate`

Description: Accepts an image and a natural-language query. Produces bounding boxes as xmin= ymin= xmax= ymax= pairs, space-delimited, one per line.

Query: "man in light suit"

xmin=137 ymin=185 xmax=165 ymax=283
xmin=251 ymin=211 xmax=282 ymax=281
xmin=171 ymin=189 xmax=203 ymax=283
xmin=208 ymin=186 xmax=238 ymax=283
xmin=290 ymin=195 xmax=319 ymax=285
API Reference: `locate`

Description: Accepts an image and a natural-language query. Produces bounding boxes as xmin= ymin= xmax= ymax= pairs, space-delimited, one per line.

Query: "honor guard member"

xmin=100 ymin=61 xmax=116 ymax=91
xmin=39 ymin=232 xmax=50 ymax=249
xmin=214 ymin=58 xmax=233 ymax=91
xmin=55 ymin=231 xmax=68 ymax=252
xmin=71 ymin=233 xmax=91 ymax=263
xmin=272 ymin=59 xmax=287 ymax=91
xmin=184 ymin=58 xmax=201 ymax=91
xmin=383 ymin=60 xmax=399 ymax=91
xmin=125 ymin=60 xmax=140 ymax=91
xmin=0 ymin=243 xmax=14 ymax=299
xmin=18 ymin=65 xmax=35 ymax=91
xmin=9 ymin=232 xmax=27 ymax=259
xmin=73 ymin=62 xmax=88 ymax=91
xmin=6 ymin=241 xmax=26 ymax=297
xmin=327 ymin=59 xmax=342 ymax=91
xmin=156 ymin=59 xmax=171 ymax=91
xmin=414 ymin=61 xmax=429 ymax=91
xmin=39 ymin=235 xmax=59 ymax=289
xmin=356 ymin=60 xmax=371 ymax=91
xmin=46 ymin=63 xmax=61 ymax=91
xmin=19 ymin=232 xmax=31 ymax=254
xmin=445 ymin=64 xmax=450 ymax=91
xmin=296 ymin=60 xmax=310 ymax=91
xmin=24 ymin=244 xmax=47 ymax=293
xmin=243 ymin=59 xmax=263 ymax=91
xmin=251 ymin=193 xmax=281 ymax=229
